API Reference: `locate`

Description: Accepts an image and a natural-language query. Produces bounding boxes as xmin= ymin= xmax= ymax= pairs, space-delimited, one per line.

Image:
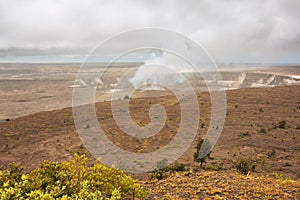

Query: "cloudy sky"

xmin=0 ymin=0 xmax=299 ymax=63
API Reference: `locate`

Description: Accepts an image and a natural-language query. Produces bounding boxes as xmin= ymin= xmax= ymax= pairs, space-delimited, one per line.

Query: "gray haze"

xmin=0 ymin=0 xmax=299 ymax=63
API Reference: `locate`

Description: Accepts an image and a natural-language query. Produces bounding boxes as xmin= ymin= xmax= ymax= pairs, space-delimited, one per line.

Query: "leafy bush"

xmin=150 ymin=163 xmax=185 ymax=181
xmin=277 ymin=120 xmax=286 ymax=129
xmin=258 ymin=127 xmax=267 ymax=133
xmin=272 ymin=120 xmax=287 ymax=130
xmin=234 ymin=158 xmax=256 ymax=175
xmin=150 ymin=170 xmax=164 ymax=181
xmin=0 ymin=154 xmax=147 ymax=199
xmin=161 ymin=163 xmax=185 ymax=172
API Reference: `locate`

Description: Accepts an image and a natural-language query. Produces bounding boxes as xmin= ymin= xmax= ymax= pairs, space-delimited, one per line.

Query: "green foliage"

xmin=160 ymin=163 xmax=185 ymax=173
xmin=258 ymin=127 xmax=267 ymax=133
xmin=277 ymin=120 xmax=286 ymax=129
xmin=151 ymin=170 xmax=164 ymax=181
xmin=271 ymin=120 xmax=287 ymax=130
xmin=273 ymin=172 xmax=283 ymax=180
xmin=234 ymin=158 xmax=256 ymax=175
xmin=0 ymin=154 xmax=147 ymax=199
xmin=150 ymin=163 xmax=185 ymax=181
xmin=202 ymin=164 xmax=223 ymax=171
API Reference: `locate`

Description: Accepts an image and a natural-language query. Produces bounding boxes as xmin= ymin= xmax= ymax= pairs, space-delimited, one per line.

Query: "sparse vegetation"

xmin=143 ymin=171 xmax=300 ymax=199
xmin=1 ymin=82 xmax=300 ymax=199
xmin=234 ymin=158 xmax=256 ymax=175
xmin=150 ymin=162 xmax=186 ymax=181
xmin=277 ymin=120 xmax=286 ymax=129
xmin=163 ymin=163 xmax=185 ymax=172
xmin=239 ymin=132 xmax=250 ymax=138
xmin=150 ymin=170 xmax=164 ymax=181
xmin=258 ymin=127 xmax=267 ymax=133
xmin=266 ymin=149 xmax=276 ymax=158
xmin=202 ymin=163 xmax=223 ymax=171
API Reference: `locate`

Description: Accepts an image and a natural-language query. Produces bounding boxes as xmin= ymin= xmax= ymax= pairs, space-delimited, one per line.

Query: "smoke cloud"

xmin=0 ymin=0 xmax=299 ymax=63
xmin=129 ymin=52 xmax=192 ymax=90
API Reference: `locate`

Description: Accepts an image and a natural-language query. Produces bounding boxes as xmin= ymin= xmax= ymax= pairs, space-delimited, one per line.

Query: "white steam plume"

xmin=129 ymin=52 xmax=195 ymax=90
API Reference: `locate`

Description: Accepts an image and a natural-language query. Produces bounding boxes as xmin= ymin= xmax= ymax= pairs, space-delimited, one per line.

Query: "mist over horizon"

xmin=0 ymin=0 xmax=300 ymax=64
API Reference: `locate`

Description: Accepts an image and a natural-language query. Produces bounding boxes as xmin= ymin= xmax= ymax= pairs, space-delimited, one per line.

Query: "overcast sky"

xmin=0 ymin=0 xmax=299 ymax=63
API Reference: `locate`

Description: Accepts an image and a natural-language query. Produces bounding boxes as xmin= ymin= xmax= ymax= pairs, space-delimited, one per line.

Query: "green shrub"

xmin=234 ymin=158 xmax=256 ymax=175
xmin=0 ymin=154 xmax=147 ymax=199
xmin=162 ymin=163 xmax=185 ymax=172
xmin=150 ymin=163 xmax=185 ymax=181
xmin=150 ymin=170 xmax=164 ymax=181
xmin=277 ymin=120 xmax=286 ymax=129
xmin=202 ymin=164 xmax=223 ymax=171
xmin=258 ymin=127 xmax=267 ymax=133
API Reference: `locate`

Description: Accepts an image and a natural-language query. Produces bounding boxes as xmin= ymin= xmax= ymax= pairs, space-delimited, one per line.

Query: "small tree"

xmin=193 ymin=138 xmax=211 ymax=167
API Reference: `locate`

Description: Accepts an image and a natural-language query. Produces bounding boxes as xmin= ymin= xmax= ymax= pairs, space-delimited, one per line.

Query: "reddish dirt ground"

xmin=0 ymin=85 xmax=299 ymax=180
